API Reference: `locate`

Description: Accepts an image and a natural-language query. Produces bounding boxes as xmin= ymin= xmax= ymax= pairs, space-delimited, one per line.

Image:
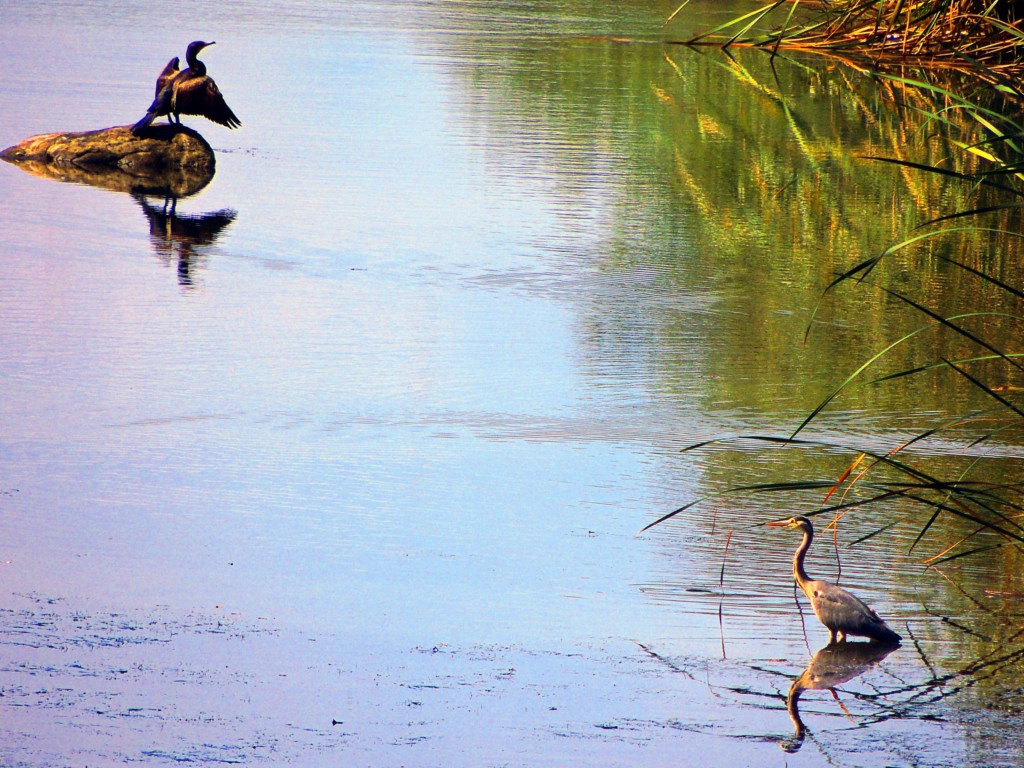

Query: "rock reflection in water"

xmin=782 ymin=640 xmax=899 ymax=753
xmin=2 ymin=126 xmax=235 ymax=285
xmin=133 ymin=194 xmax=236 ymax=286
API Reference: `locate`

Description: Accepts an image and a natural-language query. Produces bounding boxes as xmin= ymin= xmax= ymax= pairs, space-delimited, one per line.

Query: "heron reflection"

xmin=134 ymin=194 xmax=236 ymax=286
xmin=781 ymin=640 xmax=899 ymax=753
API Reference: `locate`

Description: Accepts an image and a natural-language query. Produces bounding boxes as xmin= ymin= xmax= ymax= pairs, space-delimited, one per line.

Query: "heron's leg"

xmin=837 ymin=631 xmax=847 ymax=642
xmin=828 ymin=628 xmax=838 ymax=644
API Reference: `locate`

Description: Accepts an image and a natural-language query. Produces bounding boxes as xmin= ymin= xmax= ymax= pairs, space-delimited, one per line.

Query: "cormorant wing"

xmin=173 ymin=76 xmax=241 ymax=129
xmin=156 ymin=57 xmax=180 ymax=98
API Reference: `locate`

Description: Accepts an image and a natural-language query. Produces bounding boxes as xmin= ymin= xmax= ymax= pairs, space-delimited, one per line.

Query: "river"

xmin=1 ymin=1 xmax=1022 ymax=766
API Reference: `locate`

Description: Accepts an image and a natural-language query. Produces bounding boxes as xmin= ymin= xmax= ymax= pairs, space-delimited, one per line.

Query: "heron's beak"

xmin=766 ymin=519 xmax=790 ymax=527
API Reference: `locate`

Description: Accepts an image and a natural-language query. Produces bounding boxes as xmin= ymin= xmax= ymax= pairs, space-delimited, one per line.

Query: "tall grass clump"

xmin=651 ymin=8 xmax=1024 ymax=565
xmin=668 ymin=0 xmax=1024 ymax=90
xmin=787 ymin=77 xmax=1024 ymax=563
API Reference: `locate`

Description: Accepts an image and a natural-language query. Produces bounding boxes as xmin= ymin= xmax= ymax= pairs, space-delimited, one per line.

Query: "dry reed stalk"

xmin=671 ymin=0 xmax=1024 ymax=86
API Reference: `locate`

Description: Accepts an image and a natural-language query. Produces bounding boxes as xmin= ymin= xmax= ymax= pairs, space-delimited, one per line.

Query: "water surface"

xmin=2 ymin=1 xmax=1023 ymax=766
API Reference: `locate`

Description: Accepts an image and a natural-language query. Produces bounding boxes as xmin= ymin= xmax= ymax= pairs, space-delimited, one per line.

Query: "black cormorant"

xmin=131 ymin=41 xmax=240 ymax=135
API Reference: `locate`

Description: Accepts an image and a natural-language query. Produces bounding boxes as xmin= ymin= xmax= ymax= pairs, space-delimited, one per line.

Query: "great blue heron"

xmin=768 ymin=515 xmax=901 ymax=644
xmin=131 ymin=41 xmax=241 ymax=135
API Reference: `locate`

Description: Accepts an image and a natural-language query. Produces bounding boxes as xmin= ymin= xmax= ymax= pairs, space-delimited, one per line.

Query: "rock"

xmin=1 ymin=124 xmax=216 ymax=197
xmin=1 ymin=123 xmax=214 ymax=172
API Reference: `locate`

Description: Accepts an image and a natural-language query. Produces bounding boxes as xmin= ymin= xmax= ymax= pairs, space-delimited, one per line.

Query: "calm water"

xmin=2 ymin=1 xmax=1023 ymax=766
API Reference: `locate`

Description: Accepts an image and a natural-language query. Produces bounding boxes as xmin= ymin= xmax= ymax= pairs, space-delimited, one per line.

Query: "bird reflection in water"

xmin=781 ymin=640 xmax=899 ymax=753
xmin=133 ymin=193 xmax=236 ymax=286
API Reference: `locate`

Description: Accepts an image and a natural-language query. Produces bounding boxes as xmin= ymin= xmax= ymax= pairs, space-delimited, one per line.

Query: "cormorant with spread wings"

xmin=132 ymin=41 xmax=240 ymax=135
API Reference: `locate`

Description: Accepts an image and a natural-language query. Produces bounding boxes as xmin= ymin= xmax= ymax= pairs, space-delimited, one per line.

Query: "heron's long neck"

xmin=792 ymin=528 xmax=813 ymax=589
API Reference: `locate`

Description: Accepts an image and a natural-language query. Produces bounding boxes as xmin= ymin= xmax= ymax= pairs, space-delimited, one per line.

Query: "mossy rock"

xmin=1 ymin=124 xmax=216 ymax=197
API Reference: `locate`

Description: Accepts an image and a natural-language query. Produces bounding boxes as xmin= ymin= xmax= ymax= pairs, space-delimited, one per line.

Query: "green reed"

xmin=651 ymin=6 xmax=1024 ymax=566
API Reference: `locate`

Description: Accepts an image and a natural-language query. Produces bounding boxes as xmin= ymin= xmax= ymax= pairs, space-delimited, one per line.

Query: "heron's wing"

xmin=812 ymin=583 xmax=888 ymax=630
